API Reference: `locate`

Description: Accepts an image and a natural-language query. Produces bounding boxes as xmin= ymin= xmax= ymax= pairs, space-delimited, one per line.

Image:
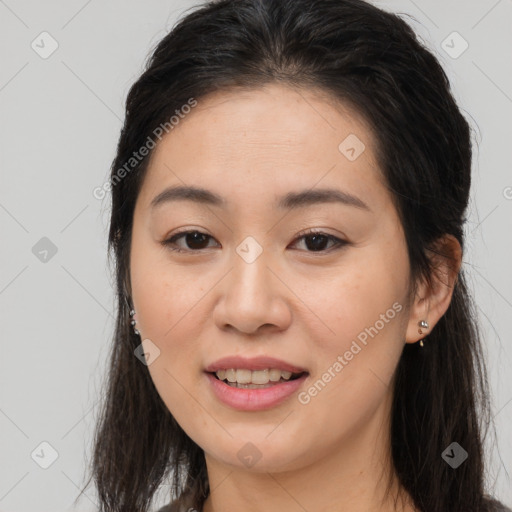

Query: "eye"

xmin=161 ymin=229 xmax=348 ymax=254
xmin=161 ymin=230 xmax=219 ymax=253
xmin=288 ymin=229 xmax=348 ymax=253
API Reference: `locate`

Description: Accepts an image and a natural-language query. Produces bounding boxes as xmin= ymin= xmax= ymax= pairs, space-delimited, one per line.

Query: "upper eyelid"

xmin=165 ymin=228 xmax=343 ymax=242
xmin=163 ymin=229 xmax=346 ymax=251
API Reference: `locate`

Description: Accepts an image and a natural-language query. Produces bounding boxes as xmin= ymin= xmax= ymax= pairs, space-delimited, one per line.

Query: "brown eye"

xmin=290 ymin=231 xmax=347 ymax=253
xmin=162 ymin=230 xmax=218 ymax=253
xmin=161 ymin=229 xmax=348 ymax=254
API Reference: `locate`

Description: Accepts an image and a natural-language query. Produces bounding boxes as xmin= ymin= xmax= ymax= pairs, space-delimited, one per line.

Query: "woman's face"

xmin=130 ymin=83 xmax=415 ymax=472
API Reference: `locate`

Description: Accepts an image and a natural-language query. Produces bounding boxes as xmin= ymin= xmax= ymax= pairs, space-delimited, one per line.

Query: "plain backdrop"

xmin=0 ymin=1 xmax=511 ymax=510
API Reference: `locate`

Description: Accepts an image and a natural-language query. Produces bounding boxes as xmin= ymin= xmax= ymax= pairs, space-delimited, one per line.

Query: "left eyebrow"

xmin=276 ymin=188 xmax=371 ymax=212
xmin=150 ymin=185 xmax=371 ymax=213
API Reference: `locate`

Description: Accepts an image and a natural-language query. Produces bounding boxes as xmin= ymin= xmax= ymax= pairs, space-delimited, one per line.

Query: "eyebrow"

xmin=150 ymin=185 xmax=371 ymax=212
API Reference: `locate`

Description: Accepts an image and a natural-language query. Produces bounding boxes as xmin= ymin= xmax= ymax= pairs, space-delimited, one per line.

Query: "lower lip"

xmin=205 ymin=372 xmax=308 ymax=411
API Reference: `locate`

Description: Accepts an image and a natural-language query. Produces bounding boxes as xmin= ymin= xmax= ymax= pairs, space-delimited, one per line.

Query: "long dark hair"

xmin=78 ymin=0 xmax=506 ymax=510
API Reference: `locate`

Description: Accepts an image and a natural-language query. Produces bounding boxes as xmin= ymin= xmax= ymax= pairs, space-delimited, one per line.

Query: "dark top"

xmin=157 ymin=496 xmax=512 ymax=512
xmin=157 ymin=491 xmax=199 ymax=512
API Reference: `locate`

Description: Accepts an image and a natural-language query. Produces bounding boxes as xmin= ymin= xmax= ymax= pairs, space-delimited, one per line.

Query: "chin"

xmin=203 ymin=435 xmax=309 ymax=474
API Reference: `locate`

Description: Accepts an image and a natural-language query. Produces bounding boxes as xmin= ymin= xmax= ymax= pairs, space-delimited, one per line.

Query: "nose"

xmin=213 ymin=248 xmax=292 ymax=336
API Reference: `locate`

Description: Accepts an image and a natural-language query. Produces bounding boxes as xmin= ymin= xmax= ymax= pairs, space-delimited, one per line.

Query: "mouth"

xmin=204 ymin=356 xmax=309 ymax=410
xmin=208 ymin=368 xmax=307 ymax=389
xmin=204 ymin=365 xmax=309 ymax=411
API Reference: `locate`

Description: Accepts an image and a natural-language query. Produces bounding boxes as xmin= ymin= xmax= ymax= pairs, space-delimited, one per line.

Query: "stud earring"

xmin=418 ymin=319 xmax=429 ymax=347
xmin=129 ymin=308 xmax=140 ymax=336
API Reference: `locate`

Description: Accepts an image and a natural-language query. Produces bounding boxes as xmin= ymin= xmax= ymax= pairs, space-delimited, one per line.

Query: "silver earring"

xmin=129 ymin=309 xmax=140 ymax=336
xmin=418 ymin=319 xmax=429 ymax=347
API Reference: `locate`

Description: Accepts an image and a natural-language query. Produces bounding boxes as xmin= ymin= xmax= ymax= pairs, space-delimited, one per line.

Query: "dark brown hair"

xmin=77 ymin=0 xmax=507 ymax=510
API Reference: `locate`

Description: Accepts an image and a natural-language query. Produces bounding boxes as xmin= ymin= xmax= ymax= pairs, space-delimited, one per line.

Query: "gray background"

xmin=0 ymin=0 xmax=510 ymax=510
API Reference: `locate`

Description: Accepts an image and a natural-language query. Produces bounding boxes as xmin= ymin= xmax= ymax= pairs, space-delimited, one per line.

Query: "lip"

xmin=204 ymin=356 xmax=307 ymax=373
xmin=205 ymin=371 xmax=309 ymax=411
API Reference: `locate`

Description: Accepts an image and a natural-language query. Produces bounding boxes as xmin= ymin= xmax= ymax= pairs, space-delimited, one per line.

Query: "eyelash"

xmin=161 ymin=228 xmax=348 ymax=255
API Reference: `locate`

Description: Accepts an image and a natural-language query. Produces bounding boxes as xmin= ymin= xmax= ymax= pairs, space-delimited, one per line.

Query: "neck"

xmin=201 ymin=391 xmax=416 ymax=512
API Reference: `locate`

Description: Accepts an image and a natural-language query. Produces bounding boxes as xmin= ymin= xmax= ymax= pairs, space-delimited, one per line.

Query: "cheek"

xmin=303 ymin=258 xmax=408 ymax=404
xmin=131 ymin=256 xmax=210 ymax=428
xmin=130 ymin=233 xmax=205 ymax=346
xmin=297 ymin=304 xmax=405 ymax=448
xmin=309 ymin=261 xmax=406 ymax=349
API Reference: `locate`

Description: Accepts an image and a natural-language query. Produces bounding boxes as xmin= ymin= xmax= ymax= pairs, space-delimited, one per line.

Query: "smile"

xmin=205 ymin=371 xmax=309 ymax=411
xmin=214 ymin=368 xmax=304 ymax=386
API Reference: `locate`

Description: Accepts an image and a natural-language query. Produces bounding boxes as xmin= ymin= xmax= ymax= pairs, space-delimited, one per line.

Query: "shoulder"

xmin=156 ymin=503 xmax=192 ymax=512
xmin=493 ymin=504 xmax=511 ymax=511
xmin=157 ymin=503 xmax=195 ymax=512
xmin=156 ymin=494 xmax=200 ymax=512
xmin=156 ymin=497 xmax=512 ymax=512
xmin=483 ymin=496 xmax=512 ymax=512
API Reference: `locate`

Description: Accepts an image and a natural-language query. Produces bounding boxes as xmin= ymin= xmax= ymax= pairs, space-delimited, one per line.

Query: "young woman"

xmin=80 ymin=0 xmax=511 ymax=511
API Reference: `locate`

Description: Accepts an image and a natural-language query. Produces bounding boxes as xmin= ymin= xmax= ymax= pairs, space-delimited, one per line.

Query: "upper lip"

xmin=205 ymin=356 xmax=307 ymax=374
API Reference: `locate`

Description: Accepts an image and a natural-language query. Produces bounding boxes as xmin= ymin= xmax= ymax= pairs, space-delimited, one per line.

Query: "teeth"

xmin=236 ymin=369 xmax=252 ymax=384
xmin=252 ymin=369 xmax=269 ymax=384
xmin=214 ymin=368 xmax=300 ymax=384
xmin=269 ymin=369 xmax=282 ymax=382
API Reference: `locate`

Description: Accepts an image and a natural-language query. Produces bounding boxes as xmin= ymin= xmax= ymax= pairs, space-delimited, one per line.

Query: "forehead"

xmin=137 ymin=83 xmax=389 ymax=213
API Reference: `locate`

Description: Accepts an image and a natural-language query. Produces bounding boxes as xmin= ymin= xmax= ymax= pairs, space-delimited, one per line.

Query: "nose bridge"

xmin=215 ymin=233 xmax=290 ymax=333
xmin=231 ymin=234 xmax=273 ymax=303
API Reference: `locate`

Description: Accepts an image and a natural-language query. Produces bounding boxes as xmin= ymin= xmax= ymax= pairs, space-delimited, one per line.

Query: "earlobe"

xmin=404 ymin=292 xmax=430 ymax=345
xmin=417 ymin=319 xmax=429 ymax=347
xmin=404 ymin=234 xmax=462 ymax=345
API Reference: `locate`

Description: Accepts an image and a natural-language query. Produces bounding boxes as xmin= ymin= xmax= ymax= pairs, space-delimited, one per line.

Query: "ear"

xmin=405 ymin=234 xmax=462 ymax=344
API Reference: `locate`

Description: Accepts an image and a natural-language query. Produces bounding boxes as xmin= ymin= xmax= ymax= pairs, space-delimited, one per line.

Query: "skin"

xmin=129 ymin=83 xmax=461 ymax=512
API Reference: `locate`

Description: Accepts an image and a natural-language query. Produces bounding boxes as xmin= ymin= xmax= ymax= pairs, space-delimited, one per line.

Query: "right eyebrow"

xmin=150 ymin=185 xmax=225 ymax=210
